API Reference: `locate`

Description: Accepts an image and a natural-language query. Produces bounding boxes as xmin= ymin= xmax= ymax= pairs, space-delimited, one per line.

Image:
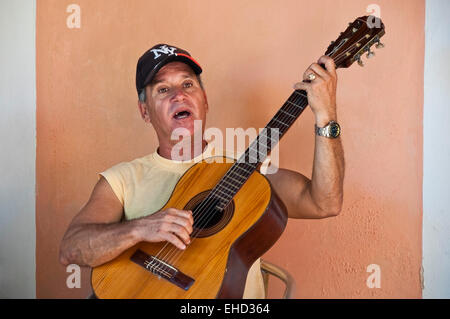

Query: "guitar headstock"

xmin=325 ymin=15 xmax=385 ymax=68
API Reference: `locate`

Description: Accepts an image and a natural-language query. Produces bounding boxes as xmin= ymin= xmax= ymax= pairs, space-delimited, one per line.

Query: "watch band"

xmin=315 ymin=120 xmax=341 ymax=138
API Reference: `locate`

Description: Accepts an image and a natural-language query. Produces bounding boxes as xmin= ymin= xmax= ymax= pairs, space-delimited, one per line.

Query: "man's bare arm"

xmin=59 ymin=176 xmax=193 ymax=267
xmin=266 ymin=55 xmax=345 ymax=219
xmin=266 ymin=133 xmax=344 ymax=219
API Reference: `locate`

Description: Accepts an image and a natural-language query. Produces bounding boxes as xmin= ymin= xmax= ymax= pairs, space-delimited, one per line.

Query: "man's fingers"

xmin=160 ymin=210 xmax=193 ymax=236
xmin=169 ymin=209 xmax=194 ymax=224
xmin=141 ymin=208 xmax=195 ymax=248
xmin=163 ymin=209 xmax=193 ymax=227
xmin=303 ymin=70 xmax=316 ymax=82
xmin=293 ymin=81 xmax=309 ymax=91
xmin=318 ymin=56 xmax=336 ymax=77
xmin=306 ymin=63 xmax=328 ymax=79
xmin=173 ymin=218 xmax=193 ymax=235
xmin=166 ymin=223 xmax=191 ymax=245
xmin=164 ymin=232 xmax=187 ymax=250
xmin=169 ymin=209 xmax=194 ymax=234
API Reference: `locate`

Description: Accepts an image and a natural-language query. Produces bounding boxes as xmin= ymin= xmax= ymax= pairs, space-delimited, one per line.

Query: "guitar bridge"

xmin=130 ymin=249 xmax=195 ymax=291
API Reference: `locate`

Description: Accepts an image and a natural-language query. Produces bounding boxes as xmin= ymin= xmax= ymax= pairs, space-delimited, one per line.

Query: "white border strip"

xmin=0 ymin=0 xmax=36 ymax=298
xmin=423 ymin=0 xmax=450 ymax=298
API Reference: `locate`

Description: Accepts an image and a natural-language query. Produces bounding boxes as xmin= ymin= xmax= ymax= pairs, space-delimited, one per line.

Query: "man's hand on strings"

xmin=133 ymin=208 xmax=194 ymax=250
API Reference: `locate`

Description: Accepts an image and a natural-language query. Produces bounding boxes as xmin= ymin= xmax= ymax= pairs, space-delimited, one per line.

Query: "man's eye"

xmin=184 ymin=82 xmax=193 ymax=88
xmin=158 ymin=87 xmax=169 ymax=94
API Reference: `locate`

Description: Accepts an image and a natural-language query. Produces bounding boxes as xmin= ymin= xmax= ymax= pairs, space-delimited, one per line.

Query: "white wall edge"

xmin=423 ymin=0 xmax=450 ymax=299
xmin=0 ymin=0 xmax=37 ymax=298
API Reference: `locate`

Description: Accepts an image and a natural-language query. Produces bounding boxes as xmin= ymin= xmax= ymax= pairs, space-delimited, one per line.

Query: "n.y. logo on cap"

xmin=150 ymin=45 xmax=177 ymax=59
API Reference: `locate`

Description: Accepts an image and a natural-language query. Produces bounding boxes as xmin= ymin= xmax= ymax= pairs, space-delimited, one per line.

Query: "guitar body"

xmin=91 ymin=157 xmax=288 ymax=298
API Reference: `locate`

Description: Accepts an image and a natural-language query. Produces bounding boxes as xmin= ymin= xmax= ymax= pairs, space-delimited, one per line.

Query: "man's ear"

xmin=202 ymin=90 xmax=209 ymax=113
xmin=137 ymin=100 xmax=151 ymax=123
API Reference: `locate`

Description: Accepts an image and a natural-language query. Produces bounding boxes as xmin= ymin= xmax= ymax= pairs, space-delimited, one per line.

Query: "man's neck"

xmin=157 ymin=139 xmax=208 ymax=161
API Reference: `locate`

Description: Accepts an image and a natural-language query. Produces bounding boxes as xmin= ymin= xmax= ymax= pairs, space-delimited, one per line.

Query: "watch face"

xmin=330 ymin=123 xmax=341 ymax=137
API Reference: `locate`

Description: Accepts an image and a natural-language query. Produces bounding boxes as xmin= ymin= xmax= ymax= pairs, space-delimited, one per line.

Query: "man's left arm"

xmin=266 ymin=55 xmax=345 ymax=219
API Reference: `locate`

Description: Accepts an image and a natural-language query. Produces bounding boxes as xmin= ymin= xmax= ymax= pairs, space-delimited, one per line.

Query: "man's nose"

xmin=171 ymin=87 xmax=188 ymax=102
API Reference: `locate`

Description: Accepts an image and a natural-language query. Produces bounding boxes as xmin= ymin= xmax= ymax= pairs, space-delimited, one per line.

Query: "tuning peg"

xmin=366 ymin=50 xmax=375 ymax=58
xmin=357 ymin=58 xmax=364 ymax=67
xmin=375 ymin=41 xmax=385 ymax=49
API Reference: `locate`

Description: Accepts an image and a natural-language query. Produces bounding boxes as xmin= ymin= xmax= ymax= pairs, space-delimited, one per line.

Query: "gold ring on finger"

xmin=307 ymin=73 xmax=316 ymax=81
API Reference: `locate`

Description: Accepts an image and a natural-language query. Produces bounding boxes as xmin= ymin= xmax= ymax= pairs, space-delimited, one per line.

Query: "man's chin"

xmin=170 ymin=119 xmax=198 ymax=138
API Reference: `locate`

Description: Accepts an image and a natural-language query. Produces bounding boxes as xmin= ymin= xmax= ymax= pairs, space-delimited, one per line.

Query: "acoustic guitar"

xmin=91 ymin=15 xmax=385 ymax=298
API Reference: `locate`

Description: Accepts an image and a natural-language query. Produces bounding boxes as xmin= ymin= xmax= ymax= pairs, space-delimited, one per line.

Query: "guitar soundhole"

xmin=184 ymin=190 xmax=234 ymax=238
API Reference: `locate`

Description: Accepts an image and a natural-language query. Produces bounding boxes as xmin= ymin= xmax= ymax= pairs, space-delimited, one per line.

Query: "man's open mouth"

xmin=173 ymin=110 xmax=191 ymax=120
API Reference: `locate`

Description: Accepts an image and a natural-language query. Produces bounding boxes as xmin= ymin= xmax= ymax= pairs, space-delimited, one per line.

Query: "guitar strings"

xmin=146 ymin=34 xmax=373 ymax=272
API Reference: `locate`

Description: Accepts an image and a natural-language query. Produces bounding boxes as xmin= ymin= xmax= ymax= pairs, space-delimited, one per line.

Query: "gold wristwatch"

xmin=315 ymin=120 xmax=341 ymax=138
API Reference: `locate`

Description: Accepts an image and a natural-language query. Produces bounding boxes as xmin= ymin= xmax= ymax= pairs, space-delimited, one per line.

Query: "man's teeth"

xmin=174 ymin=111 xmax=190 ymax=119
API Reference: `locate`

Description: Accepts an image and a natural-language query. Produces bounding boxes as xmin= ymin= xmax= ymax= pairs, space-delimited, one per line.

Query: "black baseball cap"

xmin=136 ymin=43 xmax=202 ymax=95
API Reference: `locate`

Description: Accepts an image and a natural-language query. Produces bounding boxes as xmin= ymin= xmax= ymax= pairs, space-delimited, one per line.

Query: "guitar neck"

xmin=211 ymin=89 xmax=310 ymax=210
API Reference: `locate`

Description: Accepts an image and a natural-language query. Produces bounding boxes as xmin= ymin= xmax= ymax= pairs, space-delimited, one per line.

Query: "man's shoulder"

xmin=102 ymin=153 xmax=155 ymax=176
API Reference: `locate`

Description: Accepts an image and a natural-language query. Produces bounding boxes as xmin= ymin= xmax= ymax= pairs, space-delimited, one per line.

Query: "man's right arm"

xmin=59 ymin=176 xmax=193 ymax=268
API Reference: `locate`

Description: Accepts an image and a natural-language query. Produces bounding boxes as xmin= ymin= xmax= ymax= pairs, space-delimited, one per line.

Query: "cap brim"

xmin=142 ymin=54 xmax=202 ymax=90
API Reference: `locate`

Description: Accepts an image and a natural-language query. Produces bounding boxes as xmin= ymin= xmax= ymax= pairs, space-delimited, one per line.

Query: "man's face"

xmin=139 ymin=62 xmax=208 ymax=143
